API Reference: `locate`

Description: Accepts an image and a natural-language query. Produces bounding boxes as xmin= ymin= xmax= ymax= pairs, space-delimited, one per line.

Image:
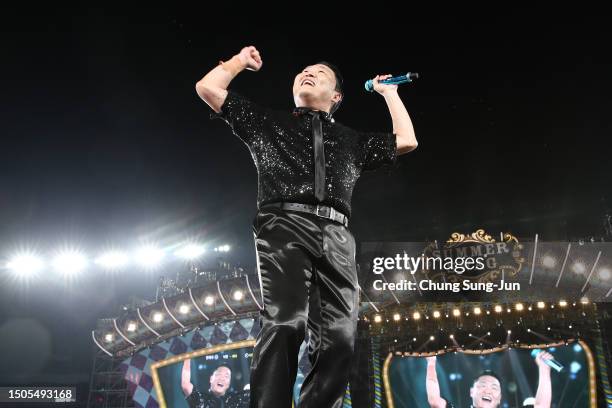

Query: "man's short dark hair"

xmin=472 ymin=370 xmax=502 ymax=387
xmin=316 ymin=61 xmax=343 ymax=115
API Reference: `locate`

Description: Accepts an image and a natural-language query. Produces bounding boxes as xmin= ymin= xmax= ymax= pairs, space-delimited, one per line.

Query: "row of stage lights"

xmin=370 ymin=299 xmax=589 ymax=324
xmin=102 ymin=288 xmax=246 ymax=343
xmin=4 ymin=243 xmax=232 ymax=277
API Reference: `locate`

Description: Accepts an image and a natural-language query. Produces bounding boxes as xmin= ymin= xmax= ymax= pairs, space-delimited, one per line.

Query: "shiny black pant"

xmin=249 ymin=206 xmax=359 ymax=408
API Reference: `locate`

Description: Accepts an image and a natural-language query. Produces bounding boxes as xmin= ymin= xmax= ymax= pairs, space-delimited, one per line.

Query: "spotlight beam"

xmin=91 ymin=331 xmax=113 ymax=357
xmin=555 ymin=243 xmax=571 ymax=288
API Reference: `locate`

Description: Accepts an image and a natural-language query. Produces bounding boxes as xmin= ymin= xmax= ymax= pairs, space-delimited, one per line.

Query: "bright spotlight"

xmin=537 ymin=301 xmax=545 ymax=309
xmin=559 ymin=300 xmax=568 ymax=307
xmin=542 ymin=255 xmax=557 ymax=268
xmin=215 ymin=245 xmax=231 ymax=252
xmin=104 ymin=333 xmax=114 ymax=342
xmin=174 ymin=244 xmax=205 ymax=260
xmin=232 ymin=290 xmax=244 ymax=301
xmin=429 ymin=335 xmax=435 ymax=341
xmin=179 ymin=304 xmax=190 ymax=314
xmin=7 ymin=253 xmax=44 ymax=277
xmin=474 ymin=307 xmax=481 ymax=315
xmin=374 ymin=314 xmax=382 ymax=323
xmin=433 ymin=311 xmax=441 ymax=318
xmin=449 ymin=334 xmax=454 ymax=339
xmin=580 ymin=297 xmax=589 ymax=304
xmin=572 ymin=261 xmax=586 ymax=275
xmin=135 ymin=246 xmax=165 ymax=268
xmin=127 ymin=322 xmax=137 ymax=332
xmin=204 ymin=296 xmax=215 ymax=306
xmin=152 ymin=312 xmax=163 ymax=323
xmin=393 ymin=313 xmax=401 ymax=321
xmin=598 ymin=267 xmax=611 ymax=281
xmin=413 ymin=312 xmax=421 ymax=320
xmin=452 ymin=309 xmax=461 ymax=317
xmin=96 ymin=251 xmax=129 ymax=269
xmin=52 ymin=250 xmax=87 ymax=276
xmin=515 ymin=303 xmax=524 ymax=311
xmin=494 ymin=305 xmax=503 ymax=313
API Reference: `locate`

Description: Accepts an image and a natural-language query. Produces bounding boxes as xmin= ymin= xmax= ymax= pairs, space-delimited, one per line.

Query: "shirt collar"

xmin=292 ymin=107 xmax=334 ymax=122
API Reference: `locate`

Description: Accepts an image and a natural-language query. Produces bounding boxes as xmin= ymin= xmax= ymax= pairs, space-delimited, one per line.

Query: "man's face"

xmin=292 ymin=64 xmax=341 ymax=112
xmin=470 ymin=375 xmax=501 ymax=408
xmin=209 ymin=366 xmax=231 ymax=396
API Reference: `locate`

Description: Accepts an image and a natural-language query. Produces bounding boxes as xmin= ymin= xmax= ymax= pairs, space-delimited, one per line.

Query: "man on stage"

xmin=195 ymin=45 xmax=417 ymax=408
xmin=425 ymin=353 xmax=553 ymax=408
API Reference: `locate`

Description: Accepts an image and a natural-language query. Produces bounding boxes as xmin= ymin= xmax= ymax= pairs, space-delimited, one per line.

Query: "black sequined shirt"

xmin=213 ymin=91 xmax=397 ymax=218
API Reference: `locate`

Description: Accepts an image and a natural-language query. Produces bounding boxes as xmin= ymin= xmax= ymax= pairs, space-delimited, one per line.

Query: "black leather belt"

xmin=261 ymin=202 xmax=349 ymax=227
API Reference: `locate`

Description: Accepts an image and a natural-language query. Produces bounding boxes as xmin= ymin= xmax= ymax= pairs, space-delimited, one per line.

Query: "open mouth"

xmin=481 ymin=396 xmax=492 ymax=402
xmin=301 ymin=78 xmax=315 ymax=87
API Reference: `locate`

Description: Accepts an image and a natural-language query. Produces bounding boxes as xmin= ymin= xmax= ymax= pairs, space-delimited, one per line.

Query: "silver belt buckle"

xmin=316 ymin=204 xmax=326 ymax=218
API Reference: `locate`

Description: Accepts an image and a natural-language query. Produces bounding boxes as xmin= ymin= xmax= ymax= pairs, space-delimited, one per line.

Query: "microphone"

xmin=365 ymin=72 xmax=419 ymax=92
xmin=530 ymin=349 xmax=564 ymax=372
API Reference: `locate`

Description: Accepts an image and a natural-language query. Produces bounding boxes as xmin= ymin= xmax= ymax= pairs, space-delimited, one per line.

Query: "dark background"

xmin=1 ymin=6 xmax=610 ymax=404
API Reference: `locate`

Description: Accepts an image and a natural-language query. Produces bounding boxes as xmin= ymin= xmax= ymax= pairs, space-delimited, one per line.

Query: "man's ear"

xmin=332 ymin=91 xmax=342 ymax=104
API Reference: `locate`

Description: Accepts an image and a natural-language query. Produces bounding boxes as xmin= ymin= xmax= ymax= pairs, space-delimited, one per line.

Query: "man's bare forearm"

xmin=195 ymin=58 xmax=244 ymax=113
xmin=195 ymin=46 xmax=262 ymax=113
xmin=534 ymin=367 xmax=552 ymax=408
xmin=382 ymin=90 xmax=417 ymax=155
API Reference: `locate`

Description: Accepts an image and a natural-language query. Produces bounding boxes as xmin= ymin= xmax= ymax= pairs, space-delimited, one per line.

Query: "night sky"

xmin=1 ymin=6 xmax=611 ymax=403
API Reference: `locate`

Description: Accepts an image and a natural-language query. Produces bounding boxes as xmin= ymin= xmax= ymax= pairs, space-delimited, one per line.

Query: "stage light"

xmin=104 ymin=333 xmax=114 ymax=342
xmin=152 ymin=312 xmax=163 ymax=323
xmin=174 ymin=244 xmax=205 ymax=260
xmin=413 ymin=312 xmax=421 ymax=320
xmin=527 ymin=328 xmax=531 ymax=332
xmin=452 ymin=309 xmax=460 ymax=317
xmin=473 ymin=307 xmax=481 ymax=315
xmin=95 ymin=251 xmax=129 ymax=269
xmin=537 ymin=301 xmax=545 ymax=309
xmin=547 ymin=327 xmax=551 ymax=331
xmin=580 ymin=297 xmax=589 ymax=304
xmin=204 ymin=296 xmax=215 ymax=306
xmin=573 ymin=344 xmax=582 ymax=352
xmin=429 ymin=336 xmax=435 ymax=341
xmin=598 ymin=267 xmax=611 ymax=281
xmin=528 ymin=306 xmax=532 ymax=311
xmin=433 ymin=311 xmax=441 ymax=318
xmin=570 ymin=361 xmax=582 ymax=374
xmin=7 ymin=253 xmax=44 ymax=277
xmin=559 ymin=300 xmax=568 ymax=307
xmin=232 ymin=290 xmax=244 ymax=301
xmin=568 ymin=324 xmax=572 ymax=329
xmin=449 ymin=334 xmax=454 ymax=339
xmin=542 ymin=255 xmax=557 ymax=268
xmin=374 ymin=314 xmax=382 ymax=323
xmin=494 ymin=305 xmax=503 ymax=313
xmin=127 ymin=322 xmax=137 ymax=332
xmin=515 ymin=303 xmax=524 ymax=311
xmin=393 ymin=313 xmax=401 ymax=321
xmin=572 ymin=261 xmax=586 ymax=275
xmin=413 ymin=337 xmax=417 ymax=342
xmin=135 ymin=245 xmax=165 ymax=268
xmin=507 ymin=330 xmax=512 ymax=334
xmin=179 ymin=304 xmax=190 ymax=314
xmin=52 ymin=250 xmax=87 ymax=276
xmin=487 ymin=331 xmax=491 ymax=336
xmin=215 ymin=245 xmax=231 ymax=252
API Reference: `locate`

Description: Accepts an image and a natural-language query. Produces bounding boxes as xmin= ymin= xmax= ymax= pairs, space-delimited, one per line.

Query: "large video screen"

xmin=386 ymin=342 xmax=592 ymax=408
xmin=154 ymin=344 xmax=253 ymax=408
